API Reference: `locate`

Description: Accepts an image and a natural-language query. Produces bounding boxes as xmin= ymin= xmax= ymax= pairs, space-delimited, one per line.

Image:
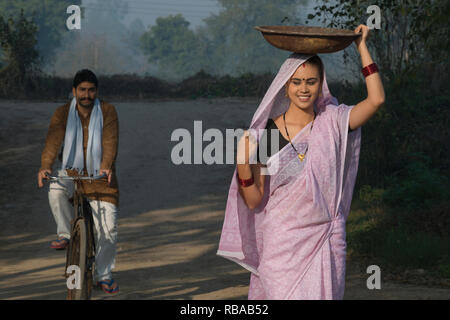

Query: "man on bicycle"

xmin=37 ymin=69 xmax=119 ymax=294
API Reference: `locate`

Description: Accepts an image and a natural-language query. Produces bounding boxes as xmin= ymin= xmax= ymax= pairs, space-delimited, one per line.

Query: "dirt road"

xmin=0 ymin=99 xmax=448 ymax=300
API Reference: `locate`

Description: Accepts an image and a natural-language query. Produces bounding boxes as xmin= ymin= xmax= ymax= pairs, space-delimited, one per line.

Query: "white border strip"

xmin=217 ymin=250 xmax=259 ymax=276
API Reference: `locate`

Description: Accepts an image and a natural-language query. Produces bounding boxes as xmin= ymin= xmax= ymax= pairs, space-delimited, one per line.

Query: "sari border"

xmin=216 ymin=250 xmax=260 ymax=276
xmin=334 ymin=105 xmax=352 ymax=217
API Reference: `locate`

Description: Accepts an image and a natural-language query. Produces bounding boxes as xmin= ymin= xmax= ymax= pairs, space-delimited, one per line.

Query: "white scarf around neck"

xmin=62 ymin=97 xmax=103 ymax=176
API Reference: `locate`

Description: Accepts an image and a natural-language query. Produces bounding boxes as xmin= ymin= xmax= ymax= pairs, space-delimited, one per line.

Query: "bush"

xmin=0 ymin=71 xmax=275 ymax=100
xmin=353 ymin=226 xmax=450 ymax=269
xmin=347 ymin=200 xmax=450 ymax=277
xmin=383 ymin=157 xmax=450 ymax=211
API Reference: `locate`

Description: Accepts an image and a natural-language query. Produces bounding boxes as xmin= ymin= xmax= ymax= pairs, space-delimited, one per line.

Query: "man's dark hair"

xmin=73 ymin=69 xmax=98 ymax=89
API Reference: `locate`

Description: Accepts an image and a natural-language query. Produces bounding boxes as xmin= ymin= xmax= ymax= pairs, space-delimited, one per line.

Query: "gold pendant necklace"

xmin=283 ymin=111 xmax=316 ymax=162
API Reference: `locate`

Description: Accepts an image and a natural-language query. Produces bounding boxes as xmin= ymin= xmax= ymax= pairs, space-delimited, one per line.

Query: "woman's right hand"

xmin=235 ymin=130 xmax=266 ymax=210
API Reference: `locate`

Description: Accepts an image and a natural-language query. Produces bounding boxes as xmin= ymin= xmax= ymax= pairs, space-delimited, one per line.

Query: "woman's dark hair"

xmin=73 ymin=69 xmax=98 ymax=89
xmin=306 ymin=55 xmax=324 ymax=84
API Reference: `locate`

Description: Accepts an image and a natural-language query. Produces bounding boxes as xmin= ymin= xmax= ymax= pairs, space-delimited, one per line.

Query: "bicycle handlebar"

xmin=45 ymin=173 xmax=107 ymax=181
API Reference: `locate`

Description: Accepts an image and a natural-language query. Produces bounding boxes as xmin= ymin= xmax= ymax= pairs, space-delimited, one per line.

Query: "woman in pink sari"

xmin=217 ymin=25 xmax=385 ymax=299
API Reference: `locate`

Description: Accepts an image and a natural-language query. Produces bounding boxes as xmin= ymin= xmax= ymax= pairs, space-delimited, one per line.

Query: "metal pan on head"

xmin=255 ymin=25 xmax=361 ymax=54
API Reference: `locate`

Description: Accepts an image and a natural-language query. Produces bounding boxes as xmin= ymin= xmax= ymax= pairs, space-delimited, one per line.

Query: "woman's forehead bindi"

xmin=292 ymin=63 xmax=320 ymax=79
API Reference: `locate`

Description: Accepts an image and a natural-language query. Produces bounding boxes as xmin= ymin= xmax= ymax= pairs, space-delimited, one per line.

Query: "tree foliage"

xmin=0 ymin=0 xmax=82 ymax=63
xmin=197 ymin=0 xmax=307 ymax=76
xmin=0 ymin=10 xmax=39 ymax=95
xmin=307 ymin=0 xmax=449 ymax=82
xmin=140 ymin=0 xmax=307 ymax=79
xmin=140 ymin=14 xmax=203 ymax=80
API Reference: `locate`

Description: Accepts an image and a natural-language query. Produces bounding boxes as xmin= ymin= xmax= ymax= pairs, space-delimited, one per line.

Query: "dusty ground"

xmin=0 ymin=98 xmax=449 ymax=300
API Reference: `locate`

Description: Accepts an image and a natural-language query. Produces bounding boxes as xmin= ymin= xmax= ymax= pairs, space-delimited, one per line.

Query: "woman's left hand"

xmin=350 ymin=24 xmax=385 ymax=131
xmin=354 ymin=24 xmax=370 ymax=51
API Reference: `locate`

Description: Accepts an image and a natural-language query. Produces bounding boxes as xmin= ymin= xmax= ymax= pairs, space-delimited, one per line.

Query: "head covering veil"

xmin=249 ymin=53 xmax=337 ymax=134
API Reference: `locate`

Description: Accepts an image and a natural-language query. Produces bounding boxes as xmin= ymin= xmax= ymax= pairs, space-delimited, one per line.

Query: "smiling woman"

xmin=218 ymin=53 xmax=361 ymax=300
xmin=217 ymin=25 xmax=385 ymax=300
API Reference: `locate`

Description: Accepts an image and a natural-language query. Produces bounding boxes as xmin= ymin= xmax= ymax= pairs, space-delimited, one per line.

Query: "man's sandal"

xmin=50 ymin=237 xmax=69 ymax=250
xmin=97 ymin=279 xmax=119 ymax=294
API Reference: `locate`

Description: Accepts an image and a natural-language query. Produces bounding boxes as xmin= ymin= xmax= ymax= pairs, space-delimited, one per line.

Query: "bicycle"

xmin=46 ymin=172 xmax=106 ymax=300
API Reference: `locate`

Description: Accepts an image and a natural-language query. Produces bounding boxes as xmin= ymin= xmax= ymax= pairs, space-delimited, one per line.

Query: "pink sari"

xmin=217 ymin=53 xmax=361 ymax=300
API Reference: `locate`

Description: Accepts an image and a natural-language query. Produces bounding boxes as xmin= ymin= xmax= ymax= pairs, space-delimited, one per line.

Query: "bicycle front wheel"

xmin=66 ymin=218 xmax=90 ymax=300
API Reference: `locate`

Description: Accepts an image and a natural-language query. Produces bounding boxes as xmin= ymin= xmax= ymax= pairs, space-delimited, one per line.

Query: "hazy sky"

xmin=123 ymin=0 xmax=222 ymax=28
xmin=82 ymin=0 xmax=317 ymax=29
xmin=57 ymin=0 xmax=349 ymax=81
xmin=81 ymin=0 xmax=221 ymax=29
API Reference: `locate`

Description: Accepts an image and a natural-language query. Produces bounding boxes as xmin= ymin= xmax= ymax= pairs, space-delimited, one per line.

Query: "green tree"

xmin=197 ymin=0 xmax=308 ymax=76
xmin=0 ymin=0 xmax=82 ymax=63
xmin=307 ymin=0 xmax=449 ymax=82
xmin=140 ymin=0 xmax=308 ymax=79
xmin=140 ymin=14 xmax=202 ymax=80
xmin=0 ymin=10 xmax=39 ymax=95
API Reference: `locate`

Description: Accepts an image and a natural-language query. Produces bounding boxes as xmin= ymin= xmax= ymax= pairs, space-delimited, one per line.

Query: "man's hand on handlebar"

xmin=38 ymin=169 xmax=110 ymax=187
xmin=38 ymin=169 xmax=52 ymax=188
xmin=99 ymin=169 xmax=112 ymax=185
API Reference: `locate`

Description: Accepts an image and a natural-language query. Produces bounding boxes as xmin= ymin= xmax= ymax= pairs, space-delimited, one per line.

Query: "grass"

xmin=346 ymin=198 xmax=450 ymax=279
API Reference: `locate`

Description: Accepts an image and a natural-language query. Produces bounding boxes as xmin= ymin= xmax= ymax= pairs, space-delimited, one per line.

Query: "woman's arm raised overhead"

xmin=349 ymin=24 xmax=385 ymax=131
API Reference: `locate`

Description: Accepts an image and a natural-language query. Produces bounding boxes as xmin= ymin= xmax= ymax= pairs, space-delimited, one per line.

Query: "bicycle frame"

xmin=69 ymin=179 xmax=96 ymax=289
xmin=45 ymin=173 xmax=105 ymax=299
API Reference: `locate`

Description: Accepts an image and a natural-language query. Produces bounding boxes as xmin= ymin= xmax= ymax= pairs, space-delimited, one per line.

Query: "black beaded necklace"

xmin=283 ymin=111 xmax=316 ymax=162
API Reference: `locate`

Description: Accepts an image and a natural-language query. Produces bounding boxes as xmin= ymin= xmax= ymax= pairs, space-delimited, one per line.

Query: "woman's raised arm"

xmin=349 ymin=24 xmax=385 ymax=131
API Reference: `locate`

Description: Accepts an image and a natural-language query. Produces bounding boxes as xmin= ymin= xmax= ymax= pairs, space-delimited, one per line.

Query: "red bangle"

xmin=361 ymin=63 xmax=379 ymax=78
xmin=237 ymin=173 xmax=254 ymax=187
